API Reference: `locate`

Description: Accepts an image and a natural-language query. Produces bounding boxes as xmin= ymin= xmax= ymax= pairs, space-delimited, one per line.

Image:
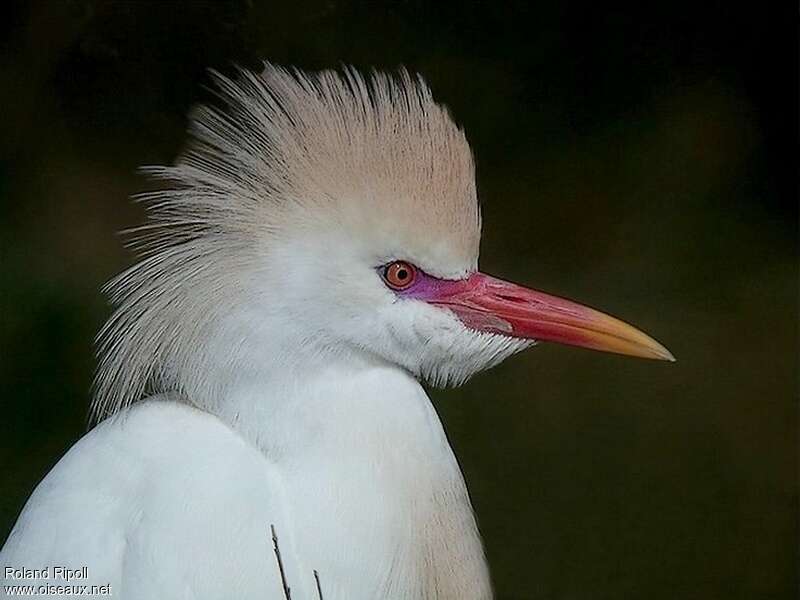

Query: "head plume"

xmin=92 ymin=64 xmax=480 ymax=420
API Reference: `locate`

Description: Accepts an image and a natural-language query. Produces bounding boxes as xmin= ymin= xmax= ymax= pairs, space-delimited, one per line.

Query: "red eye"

xmin=382 ymin=261 xmax=416 ymax=290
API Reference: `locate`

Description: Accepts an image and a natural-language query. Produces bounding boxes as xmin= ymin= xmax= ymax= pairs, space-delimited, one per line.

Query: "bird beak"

xmin=429 ymin=272 xmax=674 ymax=361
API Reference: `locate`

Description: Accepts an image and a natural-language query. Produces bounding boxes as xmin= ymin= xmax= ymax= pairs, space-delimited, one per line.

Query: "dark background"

xmin=0 ymin=2 xmax=796 ymax=599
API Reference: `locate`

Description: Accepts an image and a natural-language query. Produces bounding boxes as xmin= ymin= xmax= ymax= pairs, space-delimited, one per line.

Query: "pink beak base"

xmin=426 ymin=272 xmax=674 ymax=361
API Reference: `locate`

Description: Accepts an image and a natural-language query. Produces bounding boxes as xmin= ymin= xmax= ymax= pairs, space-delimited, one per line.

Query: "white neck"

xmin=214 ymin=353 xmax=438 ymax=458
xmin=197 ymin=349 xmax=491 ymax=599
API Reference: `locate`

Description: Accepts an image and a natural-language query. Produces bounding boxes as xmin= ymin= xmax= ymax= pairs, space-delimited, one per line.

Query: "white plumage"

xmin=1 ymin=65 xmax=672 ymax=599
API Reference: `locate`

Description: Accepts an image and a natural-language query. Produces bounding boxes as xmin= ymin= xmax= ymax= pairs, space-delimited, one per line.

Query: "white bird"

xmin=1 ymin=65 xmax=673 ymax=599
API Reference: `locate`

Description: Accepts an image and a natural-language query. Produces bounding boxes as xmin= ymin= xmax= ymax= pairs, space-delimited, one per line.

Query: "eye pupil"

xmin=397 ymin=269 xmax=407 ymax=280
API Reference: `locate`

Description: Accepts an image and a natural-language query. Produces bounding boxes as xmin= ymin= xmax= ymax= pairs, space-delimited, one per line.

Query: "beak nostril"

xmin=496 ymin=293 xmax=523 ymax=303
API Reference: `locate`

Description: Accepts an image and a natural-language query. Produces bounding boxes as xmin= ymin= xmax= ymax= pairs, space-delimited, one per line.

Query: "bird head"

xmin=93 ymin=65 xmax=672 ymax=419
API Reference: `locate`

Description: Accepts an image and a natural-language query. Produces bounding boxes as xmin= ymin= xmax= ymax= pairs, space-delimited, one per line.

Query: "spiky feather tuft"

xmin=92 ymin=64 xmax=480 ymax=421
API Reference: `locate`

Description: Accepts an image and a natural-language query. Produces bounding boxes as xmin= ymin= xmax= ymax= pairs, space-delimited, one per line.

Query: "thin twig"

xmin=270 ymin=524 xmax=292 ymax=600
xmin=313 ymin=570 xmax=324 ymax=600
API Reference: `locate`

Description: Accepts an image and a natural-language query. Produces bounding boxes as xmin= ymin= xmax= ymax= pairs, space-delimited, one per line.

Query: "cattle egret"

xmin=1 ymin=65 xmax=673 ymax=599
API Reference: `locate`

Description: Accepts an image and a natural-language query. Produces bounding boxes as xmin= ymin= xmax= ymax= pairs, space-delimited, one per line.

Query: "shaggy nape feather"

xmin=92 ymin=64 xmax=481 ymax=421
